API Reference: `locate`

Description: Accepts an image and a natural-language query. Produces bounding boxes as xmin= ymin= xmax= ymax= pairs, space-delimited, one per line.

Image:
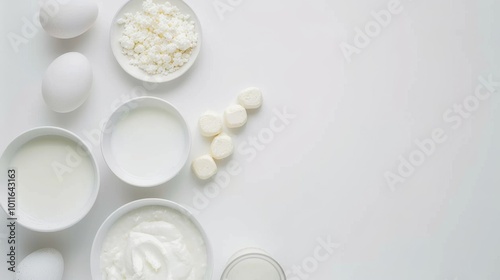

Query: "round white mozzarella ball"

xmin=199 ymin=111 xmax=223 ymax=137
xmin=210 ymin=133 xmax=234 ymax=160
xmin=238 ymin=87 xmax=263 ymax=109
xmin=192 ymin=155 xmax=217 ymax=180
xmin=224 ymin=104 xmax=247 ymax=128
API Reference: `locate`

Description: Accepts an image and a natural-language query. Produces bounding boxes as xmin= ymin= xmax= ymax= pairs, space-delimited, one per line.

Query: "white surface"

xmin=1 ymin=0 xmax=500 ymax=279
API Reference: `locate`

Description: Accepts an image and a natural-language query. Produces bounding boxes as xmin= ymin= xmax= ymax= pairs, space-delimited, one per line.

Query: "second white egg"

xmin=42 ymin=52 xmax=93 ymax=113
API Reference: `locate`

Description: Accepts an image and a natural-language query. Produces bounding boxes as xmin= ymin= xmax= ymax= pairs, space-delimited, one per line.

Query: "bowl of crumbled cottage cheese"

xmin=110 ymin=0 xmax=202 ymax=83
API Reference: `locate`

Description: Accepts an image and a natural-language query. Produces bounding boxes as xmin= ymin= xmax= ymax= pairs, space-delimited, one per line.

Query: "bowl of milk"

xmin=101 ymin=96 xmax=191 ymax=187
xmin=0 ymin=126 xmax=100 ymax=232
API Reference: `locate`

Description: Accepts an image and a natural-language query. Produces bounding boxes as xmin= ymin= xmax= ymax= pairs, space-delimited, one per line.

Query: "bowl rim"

xmin=0 ymin=126 xmax=100 ymax=232
xmin=90 ymin=198 xmax=213 ymax=280
xmin=109 ymin=0 xmax=203 ymax=83
xmin=100 ymin=96 xmax=192 ymax=187
xmin=221 ymin=248 xmax=287 ymax=280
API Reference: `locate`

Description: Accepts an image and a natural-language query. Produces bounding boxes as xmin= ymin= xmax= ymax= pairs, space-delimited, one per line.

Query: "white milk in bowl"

xmin=102 ymin=97 xmax=191 ymax=187
xmin=1 ymin=129 xmax=99 ymax=232
xmin=110 ymin=107 xmax=186 ymax=178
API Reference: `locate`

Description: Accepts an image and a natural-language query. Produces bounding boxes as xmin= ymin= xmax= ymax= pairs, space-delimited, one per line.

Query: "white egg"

xmin=42 ymin=52 xmax=93 ymax=113
xmin=40 ymin=0 xmax=99 ymax=39
xmin=17 ymin=248 xmax=64 ymax=280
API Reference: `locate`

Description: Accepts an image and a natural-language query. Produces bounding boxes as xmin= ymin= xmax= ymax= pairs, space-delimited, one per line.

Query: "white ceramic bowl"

xmin=90 ymin=198 xmax=213 ymax=280
xmin=110 ymin=0 xmax=202 ymax=83
xmin=0 ymin=126 xmax=100 ymax=232
xmin=101 ymin=96 xmax=191 ymax=187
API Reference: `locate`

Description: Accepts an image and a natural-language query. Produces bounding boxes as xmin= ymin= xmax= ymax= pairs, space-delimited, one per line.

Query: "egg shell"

xmin=42 ymin=52 xmax=93 ymax=113
xmin=17 ymin=248 xmax=64 ymax=280
xmin=40 ymin=0 xmax=99 ymax=39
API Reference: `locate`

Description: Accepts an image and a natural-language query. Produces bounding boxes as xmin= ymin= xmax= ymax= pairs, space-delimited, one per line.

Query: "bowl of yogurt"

xmin=0 ymin=126 xmax=100 ymax=232
xmin=90 ymin=198 xmax=212 ymax=280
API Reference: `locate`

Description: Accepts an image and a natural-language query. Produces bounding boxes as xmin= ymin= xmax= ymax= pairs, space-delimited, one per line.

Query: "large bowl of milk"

xmin=90 ymin=198 xmax=213 ymax=280
xmin=0 ymin=126 xmax=100 ymax=232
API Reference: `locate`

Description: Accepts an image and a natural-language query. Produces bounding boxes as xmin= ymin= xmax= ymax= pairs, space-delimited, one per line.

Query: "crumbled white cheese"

xmin=117 ymin=0 xmax=198 ymax=76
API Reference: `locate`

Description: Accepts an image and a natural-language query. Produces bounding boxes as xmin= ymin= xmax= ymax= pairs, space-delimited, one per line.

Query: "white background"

xmin=1 ymin=0 xmax=500 ymax=279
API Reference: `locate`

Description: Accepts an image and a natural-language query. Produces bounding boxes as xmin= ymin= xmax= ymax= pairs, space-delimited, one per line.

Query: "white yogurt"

xmin=110 ymin=107 xmax=186 ymax=179
xmin=100 ymin=206 xmax=207 ymax=280
xmin=11 ymin=135 xmax=94 ymax=224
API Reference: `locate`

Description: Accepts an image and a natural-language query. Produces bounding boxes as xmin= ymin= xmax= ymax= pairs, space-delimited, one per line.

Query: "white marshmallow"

xmin=198 ymin=111 xmax=222 ymax=137
xmin=238 ymin=87 xmax=263 ymax=109
xmin=224 ymin=104 xmax=247 ymax=128
xmin=210 ymin=133 xmax=234 ymax=160
xmin=192 ymin=155 xmax=217 ymax=180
